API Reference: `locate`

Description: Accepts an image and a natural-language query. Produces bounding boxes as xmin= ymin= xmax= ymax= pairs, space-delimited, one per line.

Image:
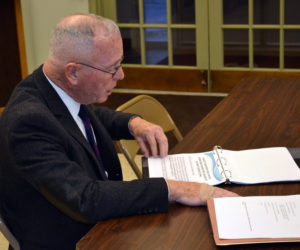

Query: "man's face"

xmin=75 ymin=33 xmax=124 ymax=104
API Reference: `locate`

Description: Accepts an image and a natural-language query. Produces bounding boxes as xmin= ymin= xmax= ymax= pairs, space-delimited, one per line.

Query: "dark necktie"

xmin=78 ymin=105 xmax=107 ymax=179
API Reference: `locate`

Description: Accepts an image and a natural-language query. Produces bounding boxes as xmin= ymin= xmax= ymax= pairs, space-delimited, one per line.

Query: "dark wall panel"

xmin=0 ymin=1 xmax=22 ymax=106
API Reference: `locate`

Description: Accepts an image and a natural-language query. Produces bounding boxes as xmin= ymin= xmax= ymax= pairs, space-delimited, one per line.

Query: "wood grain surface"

xmin=77 ymin=77 xmax=300 ymax=250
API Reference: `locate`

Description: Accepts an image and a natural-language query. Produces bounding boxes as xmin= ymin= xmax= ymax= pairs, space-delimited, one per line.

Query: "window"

xmin=90 ymin=0 xmax=300 ymax=93
xmin=115 ymin=0 xmax=198 ymax=68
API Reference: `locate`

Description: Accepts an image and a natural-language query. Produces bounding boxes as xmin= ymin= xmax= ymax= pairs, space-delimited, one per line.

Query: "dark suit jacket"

xmin=0 ymin=66 xmax=169 ymax=250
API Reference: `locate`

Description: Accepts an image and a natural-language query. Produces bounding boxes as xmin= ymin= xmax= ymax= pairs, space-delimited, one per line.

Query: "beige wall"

xmin=21 ymin=0 xmax=89 ymax=74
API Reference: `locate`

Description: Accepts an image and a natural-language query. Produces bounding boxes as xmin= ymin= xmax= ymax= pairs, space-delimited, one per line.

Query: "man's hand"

xmin=166 ymin=179 xmax=239 ymax=206
xmin=129 ymin=116 xmax=168 ymax=158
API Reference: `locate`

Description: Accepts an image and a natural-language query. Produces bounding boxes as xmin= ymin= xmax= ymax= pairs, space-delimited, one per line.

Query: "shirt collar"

xmin=43 ymin=70 xmax=80 ymax=119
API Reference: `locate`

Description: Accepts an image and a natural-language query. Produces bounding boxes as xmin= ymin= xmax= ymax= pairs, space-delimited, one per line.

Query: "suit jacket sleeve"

xmin=89 ymin=105 xmax=135 ymax=140
xmin=5 ymin=103 xmax=169 ymax=224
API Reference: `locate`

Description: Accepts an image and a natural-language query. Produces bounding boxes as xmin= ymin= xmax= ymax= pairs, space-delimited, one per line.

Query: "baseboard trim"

xmin=112 ymin=88 xmax=228 ymax=97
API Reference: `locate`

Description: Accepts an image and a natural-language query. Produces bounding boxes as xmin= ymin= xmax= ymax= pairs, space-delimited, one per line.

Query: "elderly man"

xmin=0 ymin=14 xmax=237 ymax=250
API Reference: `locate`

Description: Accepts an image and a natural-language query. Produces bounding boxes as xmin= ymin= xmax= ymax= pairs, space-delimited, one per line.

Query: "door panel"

xmin=118 ymin=67 xmax=208 ymax=92
xmin=211 ymin=70 xmax=300 ymax=93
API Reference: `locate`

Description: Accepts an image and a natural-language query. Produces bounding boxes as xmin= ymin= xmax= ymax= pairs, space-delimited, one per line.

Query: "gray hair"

xmin=49 ymin=14 xmax=120 ymax=62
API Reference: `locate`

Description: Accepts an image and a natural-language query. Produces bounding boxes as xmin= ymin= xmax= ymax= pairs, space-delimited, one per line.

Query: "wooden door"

xmin=0 ymin=0 xmax=27 ymax=106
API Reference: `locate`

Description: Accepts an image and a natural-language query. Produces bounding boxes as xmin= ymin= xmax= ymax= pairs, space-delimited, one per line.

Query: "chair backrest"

xmin=116 ymin=95 xmax=183 ymax=179
xmin=0 ymin=214 xmax=20 ymax=250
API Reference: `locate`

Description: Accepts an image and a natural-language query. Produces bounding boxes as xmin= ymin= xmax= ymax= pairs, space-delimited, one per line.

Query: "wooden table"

xmin=76 ymin=77 xmax=300 ymax=250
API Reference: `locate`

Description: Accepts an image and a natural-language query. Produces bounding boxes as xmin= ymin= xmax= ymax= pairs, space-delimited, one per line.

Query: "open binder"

xmin=207 ymin=195 xmax=300 ymax=245
xmin=145 ymin=147 xmax=300 ymax=185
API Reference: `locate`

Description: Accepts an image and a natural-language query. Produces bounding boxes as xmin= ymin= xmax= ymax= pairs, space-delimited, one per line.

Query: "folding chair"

xmin=116 ymin=95 xmax=183 ymax=179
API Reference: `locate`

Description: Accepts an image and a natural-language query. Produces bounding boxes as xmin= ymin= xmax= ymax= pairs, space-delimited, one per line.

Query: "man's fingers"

xmin=130 ymin=117 xmax=169 ymax=158
xmin=136 ymin=138 xmax=150 ymax=157
xmin=147 ymin=134 xmax=158 ymax=157
xmin=156 ymin=133 xmax=168 ymax=157
xmin=144 ymin=126 xmax=168 ymax=158
xmin=212 ymin=187 xmax=240 ymax=198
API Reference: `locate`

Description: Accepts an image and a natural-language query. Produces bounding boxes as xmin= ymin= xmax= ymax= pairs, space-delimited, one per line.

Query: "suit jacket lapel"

xmin=34 ymin=66 xmax=107 ymax=179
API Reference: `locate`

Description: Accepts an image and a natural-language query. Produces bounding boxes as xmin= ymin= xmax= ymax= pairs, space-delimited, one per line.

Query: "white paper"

xmin=225 ymin=147 xmax=300 ymax=184
xmin=148 ymin=152 xmax=224 ymax=185
xmin=147 ymin=147 xmax=300 ymax=185
xmin=214 ymin=195 xmax=300 ymax=239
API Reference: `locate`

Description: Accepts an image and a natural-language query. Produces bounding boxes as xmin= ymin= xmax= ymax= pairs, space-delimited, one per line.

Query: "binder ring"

xmin=213 ymin=145 xmax=231 ymax=184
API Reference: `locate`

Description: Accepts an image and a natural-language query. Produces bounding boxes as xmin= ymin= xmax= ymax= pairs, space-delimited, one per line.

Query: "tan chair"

xmin=0 ymin=107 xmax=4 ymax=116
xmin=116 ymin=95 xmax=183 ymax=179
xmin=0 ymin=214 xmax=20 ymax=250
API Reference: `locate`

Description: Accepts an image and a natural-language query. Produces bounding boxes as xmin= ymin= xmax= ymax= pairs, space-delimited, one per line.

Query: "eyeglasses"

xmin=76 ymin=61 xmax=122 ymax=77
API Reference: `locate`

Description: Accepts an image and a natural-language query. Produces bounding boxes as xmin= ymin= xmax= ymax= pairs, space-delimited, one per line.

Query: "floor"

xmin=0 ymin=233 xmax=8 ymax=249
xmin=0 ymin=93 xmax=223 ymax=249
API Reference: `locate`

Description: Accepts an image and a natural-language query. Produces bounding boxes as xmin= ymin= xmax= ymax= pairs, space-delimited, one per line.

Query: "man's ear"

xmin=65 ymin=63 xmax=79 ymax=86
